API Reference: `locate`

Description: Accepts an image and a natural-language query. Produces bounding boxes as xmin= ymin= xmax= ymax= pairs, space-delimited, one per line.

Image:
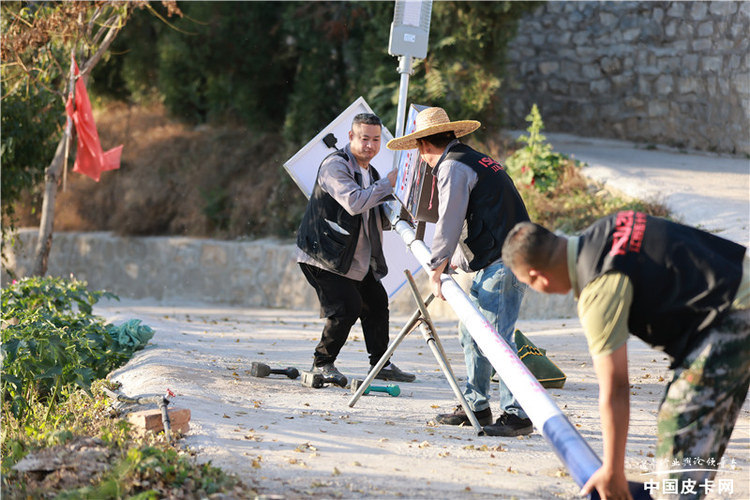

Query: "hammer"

xmin=300 ymin=370 xmax=347 ymax=389
xmin=351 ymin=379 xmax=400 ymax=397
xmin=250 ymin=362 xmax=299 ymax=379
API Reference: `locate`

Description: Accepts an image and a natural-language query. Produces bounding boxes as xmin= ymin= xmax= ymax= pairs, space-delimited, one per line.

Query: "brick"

xmin=127 ymin=407 xmax=191 ymax=433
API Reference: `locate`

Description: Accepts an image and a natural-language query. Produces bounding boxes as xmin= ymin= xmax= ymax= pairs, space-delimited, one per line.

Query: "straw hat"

xmin=386 ymin=107 xmax=481 ymax=151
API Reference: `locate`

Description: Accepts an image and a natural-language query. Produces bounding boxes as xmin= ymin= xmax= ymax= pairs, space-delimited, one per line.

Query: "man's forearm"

xmin=591 ymin=345 xmax=632 ymax=497
xmin=600 ymin=382 xmax=630 ymax=474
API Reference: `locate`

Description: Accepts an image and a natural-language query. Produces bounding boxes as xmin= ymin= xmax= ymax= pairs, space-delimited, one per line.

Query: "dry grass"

xmin=519 ymin=161 xmax=671 ymax=234
xmin=479 ymin=136 xmax=671 ymax=234
xmin=16 ymin=103 xmax=306 ymax=240
xmin=15 ymin=104 xmax=669 ymax=240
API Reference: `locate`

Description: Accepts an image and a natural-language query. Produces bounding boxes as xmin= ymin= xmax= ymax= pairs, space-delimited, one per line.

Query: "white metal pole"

xmin=394 ymin=55 xmax=413 ymax=139
xmin=391 ymin=216 xmax=605 ymax=489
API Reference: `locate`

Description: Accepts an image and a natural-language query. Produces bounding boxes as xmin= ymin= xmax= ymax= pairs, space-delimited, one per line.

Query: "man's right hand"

xmin=386 ymin=169 xmax=398 ymax=187
xmin=580 ymin=466 xmax=633 ymax=500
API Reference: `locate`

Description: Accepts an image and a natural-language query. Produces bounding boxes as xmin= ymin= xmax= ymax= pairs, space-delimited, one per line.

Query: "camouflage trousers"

xmin=654 ymin=309 xmax=750 ymax=500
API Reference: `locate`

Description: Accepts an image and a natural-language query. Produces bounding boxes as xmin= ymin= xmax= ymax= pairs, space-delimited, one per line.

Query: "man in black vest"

xmin=387 ymin=107 xmax=533 ymax=437
xmin=502 ymin=215 xmax=749 ymax=500
xmin=297 ymin=113 xmax=415 ymax=383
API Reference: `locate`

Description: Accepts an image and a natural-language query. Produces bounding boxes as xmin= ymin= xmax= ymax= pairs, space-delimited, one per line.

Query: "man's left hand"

xmin=429 ymin=260 xmax=449 ymax=300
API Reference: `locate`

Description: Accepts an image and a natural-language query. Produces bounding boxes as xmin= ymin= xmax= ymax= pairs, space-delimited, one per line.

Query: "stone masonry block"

xmin=127 ymin=407 xmax=191 ymax=434
xmin=690 ymin=2 xmax=708 ymax=21
xmin=710 ymin=1 xmax=738 ymax=17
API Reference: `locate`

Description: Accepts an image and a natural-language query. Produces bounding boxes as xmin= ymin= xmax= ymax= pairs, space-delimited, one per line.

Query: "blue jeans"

xmin=458 ymin=260 xmax=528 ymax=419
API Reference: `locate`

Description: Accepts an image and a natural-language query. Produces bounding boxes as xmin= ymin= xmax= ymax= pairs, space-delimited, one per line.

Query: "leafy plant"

xmin=516 ymin=162 xmax=671 ymax=234
xmin=505 ymin=104 xmax=573 ymax=192
xmin=0 ymin=276 xmax=147 ymax=420
xmin=0 ymin=278 xmax=254 ymax=498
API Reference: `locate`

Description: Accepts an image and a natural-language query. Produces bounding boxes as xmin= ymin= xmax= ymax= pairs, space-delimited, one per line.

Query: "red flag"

xmin=65 ymin=56 xmax=123 ymax=182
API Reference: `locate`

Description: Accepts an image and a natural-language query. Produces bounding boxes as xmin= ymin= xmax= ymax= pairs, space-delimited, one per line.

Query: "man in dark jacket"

xmin=297 ymin=113 xmax=415 ymax=383
xmin=388 ymin=107 xmax=532 ymax=437
xmin=502 ymin=214 xmax=749 ymax=500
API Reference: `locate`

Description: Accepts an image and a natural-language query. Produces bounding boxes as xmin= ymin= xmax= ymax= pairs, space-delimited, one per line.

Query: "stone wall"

xmin=504 ymin=1 xmax=750 ymax=155
xmin=2 ymin=230 xmax=576 ymax=321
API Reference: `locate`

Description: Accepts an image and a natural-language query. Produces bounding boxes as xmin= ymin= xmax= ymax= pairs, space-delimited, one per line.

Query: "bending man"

xmin=502 ymin=213 xmax=749 ymax=500
xmin=388 ymin=107 xmax=532 ymax=436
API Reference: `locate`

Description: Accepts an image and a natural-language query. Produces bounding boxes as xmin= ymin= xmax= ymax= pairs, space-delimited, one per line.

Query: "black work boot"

xmin=436 ymin=404 xmax=493 ymax=427
xmin=483 ymin=413 xmax=533 ymax=437
xmin=311 ymin=362 xmax=347 ymax=387
xmin=370 ymin=363 xmax=416 ymax=382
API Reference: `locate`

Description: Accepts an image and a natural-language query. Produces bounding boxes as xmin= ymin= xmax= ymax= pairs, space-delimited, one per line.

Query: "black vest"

xmin=445 ymin=144 xmax=530 ymax=271
xmin=576 ymin=211 xmax=746 ymax=366
xmin=296 ymin=151 xmax=385 ymax=275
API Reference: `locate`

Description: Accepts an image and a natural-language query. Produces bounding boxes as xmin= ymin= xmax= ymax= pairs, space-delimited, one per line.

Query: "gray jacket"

xmin=297 ymin=143 xmax=393 ymax=281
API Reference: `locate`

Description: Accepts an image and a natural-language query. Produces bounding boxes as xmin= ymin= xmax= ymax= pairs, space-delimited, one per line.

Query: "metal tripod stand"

xmin=347 ymin=269 xmax=485 ymax=436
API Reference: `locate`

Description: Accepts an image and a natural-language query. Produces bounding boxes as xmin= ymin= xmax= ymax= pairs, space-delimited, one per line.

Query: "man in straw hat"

xmin=297 ymin=113 xmax=416 ymax=384
xmin=387 ymin=107 xmax=532 ymax=436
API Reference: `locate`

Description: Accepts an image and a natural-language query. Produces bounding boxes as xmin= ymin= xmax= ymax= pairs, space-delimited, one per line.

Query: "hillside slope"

xmin=17 ymin=103 xmax=305 ymax=240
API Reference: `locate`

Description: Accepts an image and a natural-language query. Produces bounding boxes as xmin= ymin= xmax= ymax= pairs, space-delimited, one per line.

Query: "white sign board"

xmin=283 ymin=97 xmax=434 ymax=300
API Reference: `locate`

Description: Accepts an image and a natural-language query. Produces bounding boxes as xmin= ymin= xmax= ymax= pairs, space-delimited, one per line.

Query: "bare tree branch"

xmin=80 ymin=14 xmax=124 ymax=81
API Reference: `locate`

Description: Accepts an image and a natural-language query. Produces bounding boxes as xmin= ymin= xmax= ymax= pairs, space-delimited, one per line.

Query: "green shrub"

xmin=501 ymin=104 xmax=671 ymax=233
xmin=505 ymin=104 xmax=575 ymax=192
xmin=0 ymin=277 xmax=147 ymax=420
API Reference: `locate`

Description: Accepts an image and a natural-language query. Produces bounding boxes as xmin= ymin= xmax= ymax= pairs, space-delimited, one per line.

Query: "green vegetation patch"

xmin=503 ymin=104 xmax=670 ymax=233
xmin=1 ymin=277 xmax=256 ymax=498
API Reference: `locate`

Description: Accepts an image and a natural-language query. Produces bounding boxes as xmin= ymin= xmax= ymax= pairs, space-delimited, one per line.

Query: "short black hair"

xmin=502 ymin=222 xmax=560 ymax=270
xmin=417 ymin=131 xmax=457 ymax=149
xmin=352 ymin=113 xmax=382 ymax=127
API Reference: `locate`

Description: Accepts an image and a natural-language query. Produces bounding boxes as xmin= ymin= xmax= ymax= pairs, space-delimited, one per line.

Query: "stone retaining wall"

xmin=2 ymin=229 xmax=576 ymax=321
xmin=504 ymin=1 xmax=750 ymax=155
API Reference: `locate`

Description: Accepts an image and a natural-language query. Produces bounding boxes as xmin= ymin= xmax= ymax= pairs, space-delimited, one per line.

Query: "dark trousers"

xmin=299 ymin=263 xmax=390 ymax=367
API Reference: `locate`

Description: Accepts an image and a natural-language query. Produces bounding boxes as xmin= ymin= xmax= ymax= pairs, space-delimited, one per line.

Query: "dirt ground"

xmin=97 ymin=297 xmax=750 ymax=500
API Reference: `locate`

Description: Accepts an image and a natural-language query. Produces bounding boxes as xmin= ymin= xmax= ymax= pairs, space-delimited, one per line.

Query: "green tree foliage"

xmin=90 ymin=1 xmax=536 ymax=144
xmin=1 ymin=1 xmax=180 ymax=248
xmin=280 ymin=2 xmax=394 ymax=144
xmin=1 ymin=87 xmax=62 ymax=230
xmin=385 ymin=1 xmax=537 ymax=137
xmin=155 ymin=2 xmax=293 ymax=125
xmin=89 ymin=6 xmax=167 ymax=103
xmin=1 ymin=1 xmax=78 ymax=232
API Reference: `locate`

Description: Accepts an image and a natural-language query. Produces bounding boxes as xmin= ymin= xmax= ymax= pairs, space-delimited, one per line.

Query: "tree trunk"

xmin=32 ymin=134 xmax=67 ymax=276
xmin=31 ymin=16 xmax=123 ymax=277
